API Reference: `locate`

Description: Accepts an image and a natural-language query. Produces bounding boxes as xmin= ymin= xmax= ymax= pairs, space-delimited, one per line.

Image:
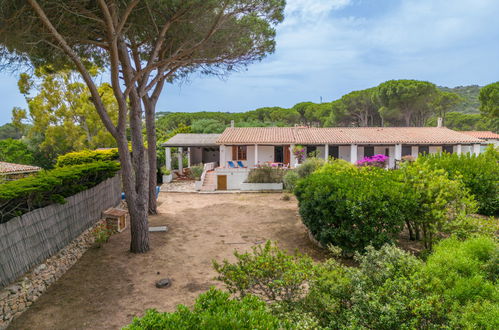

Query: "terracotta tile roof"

xmin=459 ymin=131 xmax=499 ymax=139
xmin=0 ymin=162 xmax=41 ymax=175
xmin=216 ymin=127 xmax=484 ymax=145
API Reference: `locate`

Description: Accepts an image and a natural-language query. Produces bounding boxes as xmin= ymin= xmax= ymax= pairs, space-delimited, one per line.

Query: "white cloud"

xmin=285 ymin=0 xmax=352 ymax=16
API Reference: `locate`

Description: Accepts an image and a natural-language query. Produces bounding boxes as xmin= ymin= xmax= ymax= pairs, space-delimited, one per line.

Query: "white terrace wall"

xmin=0 ymin=175 xmax=121 ymax=288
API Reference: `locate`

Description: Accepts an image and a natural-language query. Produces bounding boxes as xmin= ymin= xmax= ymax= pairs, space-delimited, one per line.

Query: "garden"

xmin=126 ymin=148 xmax=498 ymax=329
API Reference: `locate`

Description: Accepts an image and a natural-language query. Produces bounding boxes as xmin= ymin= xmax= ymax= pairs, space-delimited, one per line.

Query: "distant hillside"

xmin=438 ymin=85 xmax=481 ymax=114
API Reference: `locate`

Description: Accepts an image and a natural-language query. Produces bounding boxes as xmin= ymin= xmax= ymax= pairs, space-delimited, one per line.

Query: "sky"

xmin=1 ymin=0 xmax=499 ymax=125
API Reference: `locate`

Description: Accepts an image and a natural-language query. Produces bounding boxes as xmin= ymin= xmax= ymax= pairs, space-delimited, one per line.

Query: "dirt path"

xmin=9 ymin=193 xmax=325 ymax=330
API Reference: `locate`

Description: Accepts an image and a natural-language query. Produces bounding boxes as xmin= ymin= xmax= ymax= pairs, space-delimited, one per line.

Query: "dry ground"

xmin=9 ymin=193 xmax=325 ymax=330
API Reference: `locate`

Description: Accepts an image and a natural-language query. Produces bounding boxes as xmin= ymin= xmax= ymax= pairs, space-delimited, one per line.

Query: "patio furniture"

xmin=228 ymin=161 xmax=237 ymax=168
xmin=237 ymin=161 xmax=246 ymax=168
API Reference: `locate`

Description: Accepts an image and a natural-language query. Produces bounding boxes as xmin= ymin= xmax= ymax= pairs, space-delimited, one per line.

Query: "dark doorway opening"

xmin=443 ymin=145 xmax=453 ymax=154
xmin=329 ymin=145 xmax=339 ymax=159
xmin=402 ymin=145 xmax=412 ymax=156
xmin=364 ymin=146 xmax=374 ymax=157
xmin=274 ymin=146 xmax=284 ymax=163
xmin=419 ymin=146 xmax=429 ymax=155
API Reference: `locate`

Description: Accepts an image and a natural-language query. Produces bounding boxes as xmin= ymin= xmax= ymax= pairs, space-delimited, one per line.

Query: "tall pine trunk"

xmin=144 ymin=99 xmax=158 ymax=215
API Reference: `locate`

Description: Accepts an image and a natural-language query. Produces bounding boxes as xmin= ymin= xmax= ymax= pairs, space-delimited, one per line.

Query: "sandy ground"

xmin=9 ymin=193 xmax=325 ymax=330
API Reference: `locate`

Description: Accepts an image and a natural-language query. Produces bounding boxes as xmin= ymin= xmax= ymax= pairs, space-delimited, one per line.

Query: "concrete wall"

xmin=215 ymin=168 xmax=249 ymax=190
xmin=338 ymin=145 xmax=351 ymax=162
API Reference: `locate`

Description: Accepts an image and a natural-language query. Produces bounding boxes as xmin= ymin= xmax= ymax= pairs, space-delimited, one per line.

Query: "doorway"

xmin=274 ymin=146 xmax=284 ymax=163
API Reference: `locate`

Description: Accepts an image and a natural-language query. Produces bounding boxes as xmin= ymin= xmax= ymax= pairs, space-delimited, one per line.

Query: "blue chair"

xmin=228 ymin=161 xmax=237 ymax=168
xmin=237 ymin=161 xmax=246 ymax=168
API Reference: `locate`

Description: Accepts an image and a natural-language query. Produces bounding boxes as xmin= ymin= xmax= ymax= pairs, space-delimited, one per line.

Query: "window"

xmin=238 ymin=146 xmax=247 ymax=160
xmin=364 ymin=146 xmax=374 ymax=157
xmin=385 ymin=148 xmax=390 ymax=156
xmin=402 ymin=145 xmax=412 ymax=156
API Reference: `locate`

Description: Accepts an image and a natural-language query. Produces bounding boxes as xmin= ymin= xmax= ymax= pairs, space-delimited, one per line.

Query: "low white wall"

xmin=240 ymin=183 xmax=283 ymax=191
xmin=215 ymin=168 xmax=249 ymax=190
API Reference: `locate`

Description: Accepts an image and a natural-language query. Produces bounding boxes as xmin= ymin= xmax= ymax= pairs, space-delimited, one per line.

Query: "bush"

xmin=295 ymin=166 xmax=408 ymax=253
xmin=124 ymin=288 xmax=288 ymax=330
xmin=398 ymin=161 xmax=477 ymax=249
xmin=296 ymin=157 xmax=324 ymax=178
xmin=414 ymin=236 xmax=499 ymax=328
xmin=418 ymin=150 xmax=499 ymax=216
xmin=300 ymin=237 xmax=499 ymax=329
xmin=213 ymin=241 xmax=314 ymax=303
xmin=0 ymin=161 xmax=120 ymax=223
xmin=303 ymin=244 xmax=422 ymax=329
xmin=56 ymin=149 xmax=119 ymax=167
xmin=283 ymin=170 xmax=299 ymax=191
xmin=189 ymin=164 xmax=204 ymax=180
xmin=246 ymin=165 xmax=285 ymax=183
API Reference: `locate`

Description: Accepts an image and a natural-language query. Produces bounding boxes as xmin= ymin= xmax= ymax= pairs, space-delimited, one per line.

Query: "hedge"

xmin=418 ymin=150 xmax=499 ymax=216
xmin=295 ymin=166 xmax=408 ymax=253
xmin=0 ymin=161 xmax=120 ymax=223
xmin=56 ymin=149 xmax=119 ymax=167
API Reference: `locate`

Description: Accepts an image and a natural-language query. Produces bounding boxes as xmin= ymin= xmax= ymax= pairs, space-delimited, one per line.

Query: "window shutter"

xmin=232 ymin=146 xmax=237 ymax=160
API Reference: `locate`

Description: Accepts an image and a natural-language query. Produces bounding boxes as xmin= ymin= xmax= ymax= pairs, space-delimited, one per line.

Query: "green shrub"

xmin=414 ymin=236 xmax=499 ymax=328
xmin=283 ymin=170 xmax=299 ymax=191
xmin=302 ymin=244 xmax=422 ymax=329
xmin=124 ymin=288 xmax=288 ymax=330
xmin=189 ymin=164 xmax=204 ymax=180
xmin=213 ymin=241 xmax=315 ymax=303
xmin=296 ymin=157 xmax=324 ymax=178
xmin=246 ymin=165 xmax=285 ymax=183
xmin=0 ymin=161 xmax=120 ymax=223
xmin=160 ymin=166 xmax=171 ymax=176
xmin=417 ymin=150 xmax=499 ymax=216
xmin=56 ymin=149 xmax=119 ymax=167
xmin=398 ymin=161 xmax=477 ymax=249
xmin=299 ymin=237 xmax=498 ymax=329
xmin=295 ymin=166 xmax=408 ymax=253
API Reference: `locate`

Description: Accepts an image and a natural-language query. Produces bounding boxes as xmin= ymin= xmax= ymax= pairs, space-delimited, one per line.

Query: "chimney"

xmin=230 ymin=120 xmax=234 ymax=128
xmin=437 ymin=117 xmax=443 ymax=128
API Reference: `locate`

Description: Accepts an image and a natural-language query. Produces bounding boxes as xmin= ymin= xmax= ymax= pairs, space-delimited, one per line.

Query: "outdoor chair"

xmin=228 ymin=161 xmax=237 ymax=168
xmin=237 ymin=161 xmax=246 ymax=168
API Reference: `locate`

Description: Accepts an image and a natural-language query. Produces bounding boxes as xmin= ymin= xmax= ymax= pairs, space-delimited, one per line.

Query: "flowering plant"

xmin=292 ymin=145 xmax=306 ymax=163
xmin=356 ymin=154 xmax=388 ymax=168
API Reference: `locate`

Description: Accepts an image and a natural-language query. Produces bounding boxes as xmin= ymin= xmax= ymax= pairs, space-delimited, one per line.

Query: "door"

xmin=284 ymin=145 xmax=291 ymax=165
xmin=274 ymin=146 xmax=284 ymax=163
xmin=217 ymin=175 xmax=227 ymax=190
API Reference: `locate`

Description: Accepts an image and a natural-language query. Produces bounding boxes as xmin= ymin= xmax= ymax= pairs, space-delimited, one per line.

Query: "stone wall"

xmin=0 ymin=219 xmax=105 ymax=330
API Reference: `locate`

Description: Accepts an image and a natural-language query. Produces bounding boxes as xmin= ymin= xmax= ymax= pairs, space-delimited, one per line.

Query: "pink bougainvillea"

xmin=292 ymin=145 xmax=306 ymax=163
xmin=356 ymin=154 xmax=388 ymax=168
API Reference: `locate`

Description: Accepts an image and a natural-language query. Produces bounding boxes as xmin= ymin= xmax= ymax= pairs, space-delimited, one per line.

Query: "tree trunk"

xmin=116 ymin=134 xmax=150 ymax=253
xmin=144 ymin=99 xmax=158 ymax=215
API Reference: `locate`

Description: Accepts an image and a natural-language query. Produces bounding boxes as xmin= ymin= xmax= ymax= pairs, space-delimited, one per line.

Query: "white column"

xmin=219 ymin=145 xmax=226 ymax=167
xmin=290 ymin=144 xmax=297 ymax=167
xmin=456 ymin=144 xmax=462 ymax=155
xmin=411 ymin=146 xmax=418 ymax=158
xmin=350 ymin=144 xmax=358 ymax=164
xmin=254 ymin=144 xmax=258 ymax=167
xmin=473 ymin=144 xmax=481 ymax=156
xmin=187 ymin=147 xmax=191 ymax=167
xmin=165 ymin=147 xmax=172 ymax=171
xmin=395 ymin=144 xmax=402 ymax=161
xmin=178 ymin=147 xmax=183 ymax=172
xmin=324 ymin=144 xmax=329 ymax=160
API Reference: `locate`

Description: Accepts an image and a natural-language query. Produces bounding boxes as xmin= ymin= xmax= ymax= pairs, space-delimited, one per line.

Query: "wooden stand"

xmin=102 ymin=208 xmax=128 ymax=233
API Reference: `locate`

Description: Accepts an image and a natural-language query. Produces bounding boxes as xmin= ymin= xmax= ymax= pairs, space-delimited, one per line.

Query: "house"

xmin=0 ymin=161 xmax=41 ymax=181
xmin=163 ymin=126 xmax=485 ymax=191
xmin=459 ymin=131 xmax=499 ymax=151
